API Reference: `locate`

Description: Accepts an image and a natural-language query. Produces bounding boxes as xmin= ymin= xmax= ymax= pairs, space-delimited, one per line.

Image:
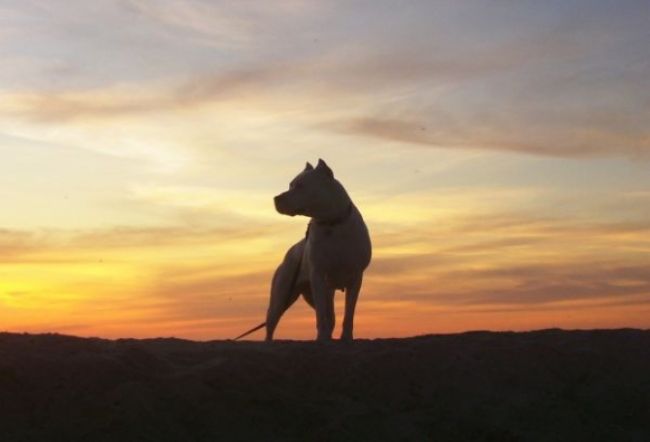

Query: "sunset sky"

xmin=1 ymin=1 xmax=649 ymax=340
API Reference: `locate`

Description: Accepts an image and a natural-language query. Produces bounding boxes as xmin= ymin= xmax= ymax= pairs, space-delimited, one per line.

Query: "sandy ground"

xmin=0 ymin=329 xmax=649 ymax=441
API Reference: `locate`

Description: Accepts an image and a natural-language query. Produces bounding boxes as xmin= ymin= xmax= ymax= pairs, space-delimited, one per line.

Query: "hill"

xmin=1 ymin=329 xmax=649 ymax=441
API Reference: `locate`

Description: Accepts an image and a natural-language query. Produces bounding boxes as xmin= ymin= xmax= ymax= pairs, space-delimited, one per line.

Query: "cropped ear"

xmin=316 ymin=158 xmax=333 ymax=179
xmin=305 ymin=162 xmax=314 ymax=171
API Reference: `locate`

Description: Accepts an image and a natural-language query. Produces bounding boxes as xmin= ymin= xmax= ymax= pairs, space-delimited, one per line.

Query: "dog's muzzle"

xmin=274 ymin=193 xmax=294 ymax=216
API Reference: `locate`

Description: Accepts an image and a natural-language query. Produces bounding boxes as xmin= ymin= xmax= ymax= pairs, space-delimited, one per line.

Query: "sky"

xmin=1 ymin=0 xmax=649 ymax=340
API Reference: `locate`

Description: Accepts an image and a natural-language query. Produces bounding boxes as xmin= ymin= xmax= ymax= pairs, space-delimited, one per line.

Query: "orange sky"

xmin=1 ymin=1 xmax=649 ymax=339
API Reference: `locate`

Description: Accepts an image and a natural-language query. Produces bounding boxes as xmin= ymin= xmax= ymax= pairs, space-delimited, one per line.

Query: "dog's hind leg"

xmin=266 ymin=278 xmax=299 ymax=341
xmin=265 ymin=240 xmax=305 ymax=341
xmin=341 ymin=274 xmax=362 ymax=341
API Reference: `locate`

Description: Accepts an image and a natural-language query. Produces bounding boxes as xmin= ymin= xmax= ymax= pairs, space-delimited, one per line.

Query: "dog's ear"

xmin=316 ymin=158 xmax=333 ymax=179
xmin=305 ymin=162 xmax=314 ymax=171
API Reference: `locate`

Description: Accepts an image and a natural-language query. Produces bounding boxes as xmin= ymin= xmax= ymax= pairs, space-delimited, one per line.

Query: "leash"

xmin=232 ymin=321 xmax=266 ymax=341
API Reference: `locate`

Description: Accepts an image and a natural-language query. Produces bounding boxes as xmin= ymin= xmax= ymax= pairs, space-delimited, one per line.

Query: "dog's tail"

xmin=233 ymin=321 xmax=266 ymax=341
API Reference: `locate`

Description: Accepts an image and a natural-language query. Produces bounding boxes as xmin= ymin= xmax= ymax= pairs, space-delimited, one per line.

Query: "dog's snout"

xmin=274 ymin=192 xmax=296 ymax=216
xmin=274 ymin=193 xmax=285 ymax=212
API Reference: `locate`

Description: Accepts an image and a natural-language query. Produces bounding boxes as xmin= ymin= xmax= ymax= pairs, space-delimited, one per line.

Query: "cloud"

xmin=324 ymin=112 xmax=650 ymax=159
xmin=2 ymin=0 xmax=648 ymax=161
xmin=0 ymin=30 xmax=594 ymax=123
xmin=122 ymin=0 xmax=256 ymax=47
xmin=366 ymin=214 xmax=650 ymax=309
xmin=465 ymin=263 xmax=650 ymax=303
xmin=0 ymin=221 xmax=284 ymax=263
xmin=3 ymin=50 xmax=647 ymax=160
xmin=0 ymin=63 xmax=290 ymax=123
xmin=0 ymin=229 xmax=41 ymax=261
xmin=73 ymin=224 xmax=283 ymax=248
xmin=2 ymin=210 xmax=650 ymax=337
xmin=123 ymin=0 xmax=325 ymax=48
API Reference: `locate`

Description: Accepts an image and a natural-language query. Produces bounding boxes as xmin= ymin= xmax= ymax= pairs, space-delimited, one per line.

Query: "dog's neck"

xmin=312 ymin=201 xmax=353 ymax=227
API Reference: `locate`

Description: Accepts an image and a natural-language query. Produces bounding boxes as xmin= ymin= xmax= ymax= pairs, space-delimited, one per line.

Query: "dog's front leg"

xmin=310 ymin=270 xmax=335 ymax=341
xmin=341 ymin=273 xmax=362 ymax=341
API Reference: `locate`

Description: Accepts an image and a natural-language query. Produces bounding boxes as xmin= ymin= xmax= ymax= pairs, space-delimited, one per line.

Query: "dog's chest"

xmin=306 ymin=220 xmax=369 ymax=289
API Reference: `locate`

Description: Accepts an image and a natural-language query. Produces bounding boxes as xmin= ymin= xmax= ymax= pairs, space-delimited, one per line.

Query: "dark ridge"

xmin=1 ymin=329 xmax=649 ymax=441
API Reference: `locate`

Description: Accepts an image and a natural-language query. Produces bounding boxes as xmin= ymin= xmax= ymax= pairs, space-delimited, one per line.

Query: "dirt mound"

xmin=1 ymin=329 xmax=649 ymax=441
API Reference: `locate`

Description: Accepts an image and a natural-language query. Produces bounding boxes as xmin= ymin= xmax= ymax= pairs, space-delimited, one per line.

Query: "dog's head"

xmin=274 ymin=159 xmax=341 ymax=218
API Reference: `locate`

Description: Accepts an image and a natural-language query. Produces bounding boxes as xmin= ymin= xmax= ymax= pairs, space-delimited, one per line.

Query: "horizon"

xmin=3 ymin=326 xmax=649 ymax=343
xmin=1 ymin=1 xmax=649 ymax=340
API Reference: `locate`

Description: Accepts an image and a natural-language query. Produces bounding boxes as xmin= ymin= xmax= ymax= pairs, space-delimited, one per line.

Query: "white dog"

xmin=234 ymin=159 xmax=371 ymax=342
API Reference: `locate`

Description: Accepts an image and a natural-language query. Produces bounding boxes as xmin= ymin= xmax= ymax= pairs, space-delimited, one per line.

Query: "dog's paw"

xmin=316 ymin=334 xmax=333 ymax=343
xmin=340 ymin=333 xmax=353 ymax=343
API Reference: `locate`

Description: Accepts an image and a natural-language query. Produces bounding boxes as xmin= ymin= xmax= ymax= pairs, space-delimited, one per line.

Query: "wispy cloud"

xmin=1 ymin=1 xmax=648 ymax=160
xmin=323 ymin=109 xmax=650 ymax=158
xmin=3 ymin=51 xmax=647 ymax=160
xmin=2 ymin=207 xmax=649 ymax=338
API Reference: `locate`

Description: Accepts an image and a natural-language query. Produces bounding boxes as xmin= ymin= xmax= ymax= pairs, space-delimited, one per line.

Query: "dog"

xmin=234 ymin=159 xmax=371 ymax=342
